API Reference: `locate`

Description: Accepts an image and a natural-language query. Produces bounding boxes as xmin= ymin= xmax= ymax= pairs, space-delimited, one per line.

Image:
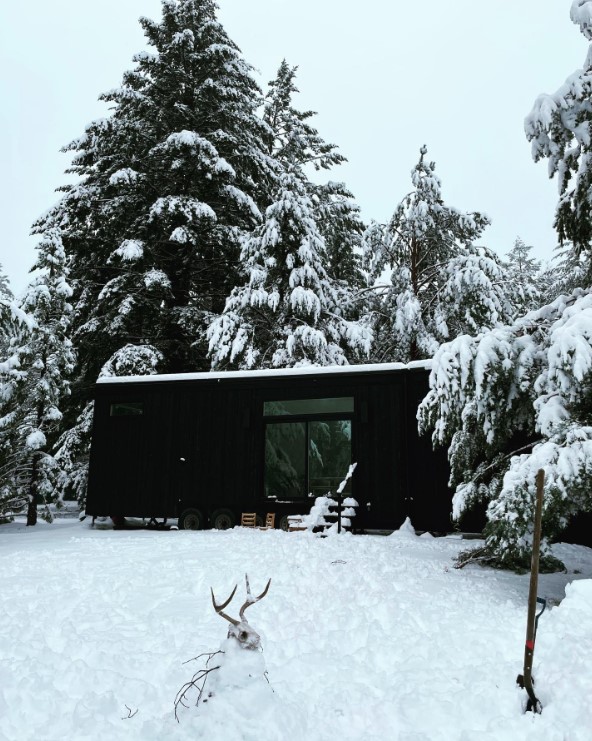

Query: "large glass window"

xmin=263 ymin=397 xmax=353 ymax=499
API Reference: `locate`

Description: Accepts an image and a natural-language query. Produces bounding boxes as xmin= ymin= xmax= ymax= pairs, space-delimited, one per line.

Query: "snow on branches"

xmin=419 ymin=288 xmax=592 ymax=569
xmin=362 ymin=147 xmax=508 ymax=363
xmin=208 ymin=168 xmax=371 ymax=369
xmin=0 ymin=231 xmax=75 ymax=525
xmin=525 ymin=2 xmax=592 ymax=250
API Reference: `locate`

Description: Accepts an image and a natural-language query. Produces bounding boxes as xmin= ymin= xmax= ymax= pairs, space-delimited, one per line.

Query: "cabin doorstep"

xmin=86 ymin=362 xmax=456 ymax=533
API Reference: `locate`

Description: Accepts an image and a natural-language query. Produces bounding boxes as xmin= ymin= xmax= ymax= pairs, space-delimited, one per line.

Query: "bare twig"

xmin=174 ymin=651 xmax=223 ymax=723
xmin=182 ymin=649 xmax=223 ymax=666
xmin=121 ymin=705 xmax=138 ymax=720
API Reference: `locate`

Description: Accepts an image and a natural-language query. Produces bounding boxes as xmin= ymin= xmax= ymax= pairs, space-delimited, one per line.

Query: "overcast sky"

xmin=0 ymin=0 xmax=586 ymax=295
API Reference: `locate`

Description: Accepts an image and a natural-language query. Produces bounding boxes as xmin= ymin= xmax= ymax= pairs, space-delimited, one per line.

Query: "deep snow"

xmin=1 ymin=519 xmax=591 ymax=741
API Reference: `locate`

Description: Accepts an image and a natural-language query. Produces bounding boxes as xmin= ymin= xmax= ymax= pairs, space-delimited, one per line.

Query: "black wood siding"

xmin=87 ymin=367 xmax=453 ymax=531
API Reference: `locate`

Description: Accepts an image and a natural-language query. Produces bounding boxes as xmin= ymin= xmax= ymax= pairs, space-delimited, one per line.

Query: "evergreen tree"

xmin=209 ymin=61 xmax=369 ymax=369
xmin=419 ymin=289 xmax=592 ymax=571
xmin=0 ymin=264 xmax=33 ymax=353
xmin=0 ymin=231 xmax=75 ymax=525
xmin=207 ymin=167 xmax=371 ymax=369
xmin=263 ymin=62 xmax=365 ymax=286
xmin=504 ymin=237 xmax=542 ymax=313
xmin=539 ymin=242 xmax=592 ymax=304
xmin=262 ymin=59 xmax=345 ymax=172
xmin=33 ymin=0 xmax=278 ymax=502
xmin=0 ymin=264 xmax=14 ymax=359
xmin=420 ymin=3 xmax=592 ymax=569
xmin=525 ymin=1 xmax=592 ymax=253
xmin=34 ymin=0 xmax=275 ymax=393
xmin=262 ymin=61 xmax=364 ymax=290
xmin=315 ymin=181 xmax=366 ymax=290
xmin=362 ymin=146 xmax=498 ymax=362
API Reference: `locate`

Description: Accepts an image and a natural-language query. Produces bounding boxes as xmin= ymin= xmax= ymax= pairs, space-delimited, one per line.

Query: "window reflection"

xmin=309 ymin=420 xmax=352 ymax=497
xmin=264 ymin=397 xmax=353 ymax=416
xmin=264 ymin=420 xmax=352 ymax=499
xmin=265 ymin=422 xmax=306 ymax=498
xmin=110 ymin=402 xmax=143 ymax=416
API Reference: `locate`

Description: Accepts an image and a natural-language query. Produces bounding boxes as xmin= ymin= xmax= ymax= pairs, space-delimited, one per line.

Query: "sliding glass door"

xmin=263 ymin=397 xmax=353 ymax=499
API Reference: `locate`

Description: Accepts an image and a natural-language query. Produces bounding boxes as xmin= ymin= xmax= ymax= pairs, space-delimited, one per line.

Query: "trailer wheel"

xmin=178 ymin=508 xmax=204 ymax=530
xmin=256 ymin=514 xmax=264 ymax=527
xmin=278 ymin=515 xmax=290 ymax=532
xmin=210 ymin=508 xmax=236 ymax=530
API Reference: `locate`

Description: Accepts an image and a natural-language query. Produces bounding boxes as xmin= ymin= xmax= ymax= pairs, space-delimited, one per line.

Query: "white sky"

xmin=0 ymin=0 xmax=586 ymax=295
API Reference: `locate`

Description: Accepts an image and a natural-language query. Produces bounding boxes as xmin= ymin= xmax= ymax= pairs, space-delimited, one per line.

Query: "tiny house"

xmin=86 ymin=362 xmax=454 ymax=532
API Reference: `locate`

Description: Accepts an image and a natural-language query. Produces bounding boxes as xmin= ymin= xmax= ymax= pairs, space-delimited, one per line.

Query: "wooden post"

xmin=520 ymin=468 xmax=545 ymax=713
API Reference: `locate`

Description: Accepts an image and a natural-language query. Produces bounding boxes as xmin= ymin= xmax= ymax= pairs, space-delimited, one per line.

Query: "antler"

xmin=211 ymin=583 xmax=240 ymax=626
xmin=238 ymin=574 xmax=271 ymax=622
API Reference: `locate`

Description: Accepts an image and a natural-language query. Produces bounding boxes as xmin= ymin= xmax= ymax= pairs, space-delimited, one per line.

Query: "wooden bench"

xmin=287 ymin=515 xmax=307 ymax=532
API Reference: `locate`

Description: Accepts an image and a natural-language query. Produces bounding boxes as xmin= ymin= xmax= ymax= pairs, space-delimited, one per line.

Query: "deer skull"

xmin=211 ymin=574 xmax=271 ymax=650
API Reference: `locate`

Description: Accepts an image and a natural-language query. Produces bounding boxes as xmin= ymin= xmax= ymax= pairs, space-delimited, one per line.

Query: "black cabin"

xmin=86 ymin=362 xmax=453 ymax=532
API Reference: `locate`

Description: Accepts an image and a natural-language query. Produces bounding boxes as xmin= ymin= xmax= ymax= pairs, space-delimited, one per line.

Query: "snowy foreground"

xmin=1 ymin=520 xmax=592 ymax=741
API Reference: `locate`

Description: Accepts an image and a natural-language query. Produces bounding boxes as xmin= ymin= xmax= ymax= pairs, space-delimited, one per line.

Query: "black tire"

xmin=210 ymin=508 xmax=236 ymax=530
xmin=178 ymin=508 xmax=204 ymax=530
xmin=278 ymin=514 xmax=290 ymax=532
xmin=256 ymin=514 xmax=265 ymax=528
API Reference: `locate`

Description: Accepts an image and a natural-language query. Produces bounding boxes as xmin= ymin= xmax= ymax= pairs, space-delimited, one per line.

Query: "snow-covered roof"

xmin=96 ymin=360 xmax=432 ymax=385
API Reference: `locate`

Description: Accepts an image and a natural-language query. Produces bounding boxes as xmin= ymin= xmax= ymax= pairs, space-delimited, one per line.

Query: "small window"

xmin=264 ymin=397 xmax=354 ymax=416
xmin=110 ymin=401 xmax=144 ymax=416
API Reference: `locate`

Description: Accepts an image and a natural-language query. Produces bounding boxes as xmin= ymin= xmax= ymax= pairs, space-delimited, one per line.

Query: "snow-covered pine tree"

xmin=0 ymin=231 xmax=75 ymax=525
xmin=262 ymin=59 xmax=346 ymax=173
xmin=418 ymin=290 xmax=592 ymax=571
xmin=208 ymin=61 xmax=370 ymax=369
xmin=526 ymin=1 xmax=592 ymax=252
xmin=32 ymin=0 xmax=277 ymax=503
xmin=539 ymin=242 xmax=592 ymax=304
xmin=505 ymin=237 xmax=542 ymax=313
xmin=362 ymin=146 xmax=501 ymax=362
xmin=207 ymin=166 xmax=371 ymax=369
xmin=34 ymin=0 xmax=274 ymax=389
xmin=262 ymin=61 xmax=365 ymax=291
xmin=419 ymin=3 xmax=592 ymax=569
xmin=0 ymin=264 xmax=33 ymax=354
xmin=315 ymin=181 xmax=366 ymax=290
xmin=0 ymin=264 xmax=14 ymax=359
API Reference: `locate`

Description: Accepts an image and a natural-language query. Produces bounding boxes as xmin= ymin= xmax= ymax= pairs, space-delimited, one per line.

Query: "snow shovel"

xmin=516 ymin=468 xmax=546 ymax=714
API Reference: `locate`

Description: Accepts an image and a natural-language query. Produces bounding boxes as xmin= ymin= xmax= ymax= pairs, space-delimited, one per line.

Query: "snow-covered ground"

xmin=1 ymin=520 xmax=591 ymax=741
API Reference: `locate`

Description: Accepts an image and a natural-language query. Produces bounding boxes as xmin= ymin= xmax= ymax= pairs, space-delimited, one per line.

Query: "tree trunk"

xmin=26 ymin=454 xmax=38 ymax=526
xmin=26 ymin=495 xmax=37 ymax=526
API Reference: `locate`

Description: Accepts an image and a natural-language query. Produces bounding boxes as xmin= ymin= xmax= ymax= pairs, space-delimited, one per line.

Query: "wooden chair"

xmin=259 ymin=512 xmax=275 ymax=530
xmin=241 ymin=512 xmax=257 ymax=528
